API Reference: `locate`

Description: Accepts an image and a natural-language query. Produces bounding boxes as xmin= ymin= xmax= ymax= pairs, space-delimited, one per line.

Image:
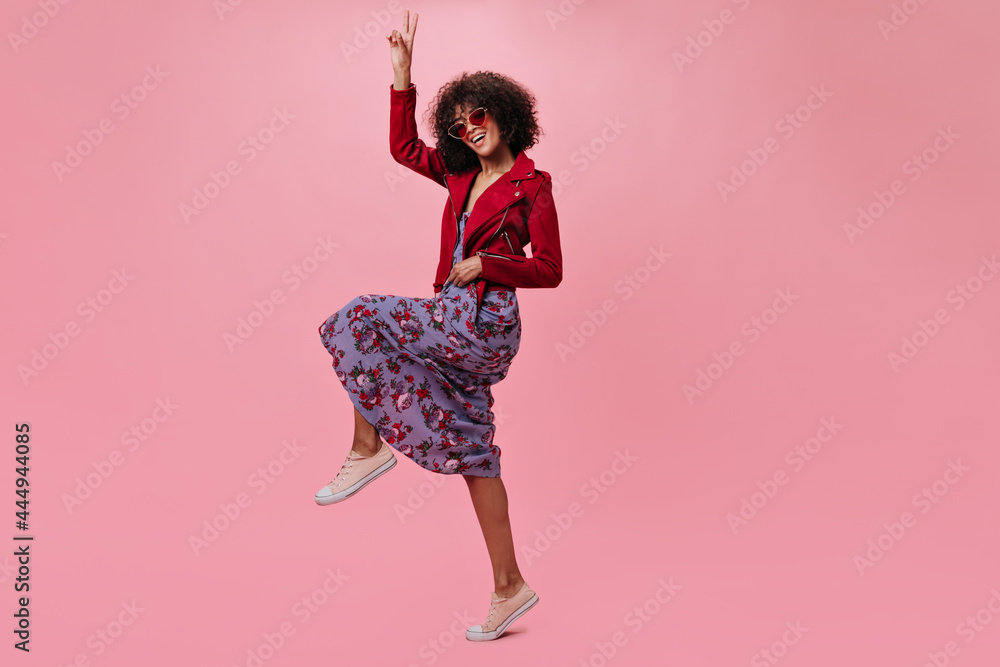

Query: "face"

xmin=451 ymin=103 xmax=502 ymax=156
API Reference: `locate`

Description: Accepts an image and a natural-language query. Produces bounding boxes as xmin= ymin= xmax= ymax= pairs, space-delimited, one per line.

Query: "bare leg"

xmin=463 ymin=475 xmax=526 ymax=598
xmin=352 ymin=406 xmax=382 ymax=457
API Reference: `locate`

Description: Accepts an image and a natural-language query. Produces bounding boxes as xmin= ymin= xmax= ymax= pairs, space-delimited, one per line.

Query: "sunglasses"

xmin=448 ymin=107 xmax=488 ymax=139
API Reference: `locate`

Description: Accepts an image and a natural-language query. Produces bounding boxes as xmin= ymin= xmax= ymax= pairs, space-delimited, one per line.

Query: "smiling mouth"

xmin=471 ymin=132 xmax=486 ymax=145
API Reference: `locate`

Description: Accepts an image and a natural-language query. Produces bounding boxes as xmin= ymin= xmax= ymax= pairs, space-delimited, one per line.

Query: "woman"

xmin=315 ymin=9 xmax=562 ymax=641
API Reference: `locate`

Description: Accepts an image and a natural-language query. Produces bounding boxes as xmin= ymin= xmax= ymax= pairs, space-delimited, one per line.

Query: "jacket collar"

xmin=449 ymin=149 xmax=537 ymax=189
xmin=448 ymin=150 xmax=537 ymax=239
xmin=505 ymin=149 xmax=536 ymax=182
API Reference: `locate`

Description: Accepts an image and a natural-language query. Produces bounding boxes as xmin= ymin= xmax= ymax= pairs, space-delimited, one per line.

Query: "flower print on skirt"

xmin=318 ymin=280 xmax=520 ymax=477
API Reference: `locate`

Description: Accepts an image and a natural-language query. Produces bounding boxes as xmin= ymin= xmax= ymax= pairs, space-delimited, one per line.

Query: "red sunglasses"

xmin=448 ymin=107 xmax=488 ymax=139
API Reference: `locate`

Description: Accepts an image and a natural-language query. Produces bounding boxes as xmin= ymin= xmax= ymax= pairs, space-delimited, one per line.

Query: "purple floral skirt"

xmin=318 ymin=281 xmax=520 ymax=477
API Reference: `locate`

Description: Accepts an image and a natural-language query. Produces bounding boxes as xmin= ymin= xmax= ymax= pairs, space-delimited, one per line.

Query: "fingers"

xmin=399 ymin=9 xmax=417 ymax=38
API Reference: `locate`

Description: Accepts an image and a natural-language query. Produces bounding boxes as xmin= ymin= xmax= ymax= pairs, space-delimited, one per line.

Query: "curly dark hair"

xmin=423 ymin=70 xmax=543 ymax=175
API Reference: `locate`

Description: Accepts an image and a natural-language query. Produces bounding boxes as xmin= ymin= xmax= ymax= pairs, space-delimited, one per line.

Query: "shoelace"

xmin=330 ymin=453 xmax=366 ymax=488
xmin=484 ymin=594 xmax=509 ymax=629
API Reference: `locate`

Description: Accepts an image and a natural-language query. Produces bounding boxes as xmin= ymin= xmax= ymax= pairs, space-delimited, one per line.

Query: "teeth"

xmin=472 ymin=133 xmax=485 ymax=143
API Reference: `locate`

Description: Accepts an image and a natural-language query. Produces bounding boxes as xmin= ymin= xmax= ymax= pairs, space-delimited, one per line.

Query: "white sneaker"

xmin=314 ymin=440 xmax=396 ymax=505
xmin=466 ymin=581 xmax=539 ymax=641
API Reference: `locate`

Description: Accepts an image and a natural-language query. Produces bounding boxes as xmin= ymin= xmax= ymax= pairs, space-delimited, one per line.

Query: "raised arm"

xmin=387 ymin=10 xmax=447 ymax=187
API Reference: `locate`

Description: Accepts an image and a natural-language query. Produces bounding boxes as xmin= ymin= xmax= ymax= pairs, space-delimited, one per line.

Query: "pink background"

xmin=3 ymin=0 xmax=1000 ymax=665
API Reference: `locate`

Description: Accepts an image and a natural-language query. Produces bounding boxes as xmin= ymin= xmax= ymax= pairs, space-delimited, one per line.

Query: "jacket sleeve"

xmin=389 ymin=83 xmax=447 ymax=187
xmin=478 ymin=173 xmax=563 ymax=289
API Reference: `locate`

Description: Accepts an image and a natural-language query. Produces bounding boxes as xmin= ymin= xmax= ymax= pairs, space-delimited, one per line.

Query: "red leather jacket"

xmin=388 ymin=82 xmax=563 ymax=309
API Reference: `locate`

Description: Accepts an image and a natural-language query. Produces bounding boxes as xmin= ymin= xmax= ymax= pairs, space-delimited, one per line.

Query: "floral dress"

xmin=318 ymin=211 xmax=521 ymax=477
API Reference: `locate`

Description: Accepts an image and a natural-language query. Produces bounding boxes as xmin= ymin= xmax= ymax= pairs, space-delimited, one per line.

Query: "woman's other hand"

xmin=445 ymin=256 xmax=483 ymax=288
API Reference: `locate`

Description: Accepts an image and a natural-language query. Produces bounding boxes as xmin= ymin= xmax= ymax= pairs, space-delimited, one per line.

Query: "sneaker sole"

xmin=465 ymin=593 xmax=539 ymax=641
xmin=314 ymin=454 xmax=397 ymax=505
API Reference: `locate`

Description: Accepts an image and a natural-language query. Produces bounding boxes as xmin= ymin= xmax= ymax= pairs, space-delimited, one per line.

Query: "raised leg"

xmin=463 ymin=474 xmax=526 ymax=598
xmin=352 ymin=406 xmax=382 ymax=457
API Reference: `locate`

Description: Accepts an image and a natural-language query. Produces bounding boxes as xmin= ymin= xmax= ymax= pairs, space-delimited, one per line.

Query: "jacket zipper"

xmin=464 ymin=204 xmax=508 ymax=257
xmin=443 ymin=173 xmax=460 ymax=231
xmin=449 ymin=174 xmax=526 ymax=262
xmin=436 ymin=173 xmax=461 ymax=293
xmin=477 ymin=249 xmax=526 ymax=262
xmin=502 ymin=230 xmax=515 ymax=253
